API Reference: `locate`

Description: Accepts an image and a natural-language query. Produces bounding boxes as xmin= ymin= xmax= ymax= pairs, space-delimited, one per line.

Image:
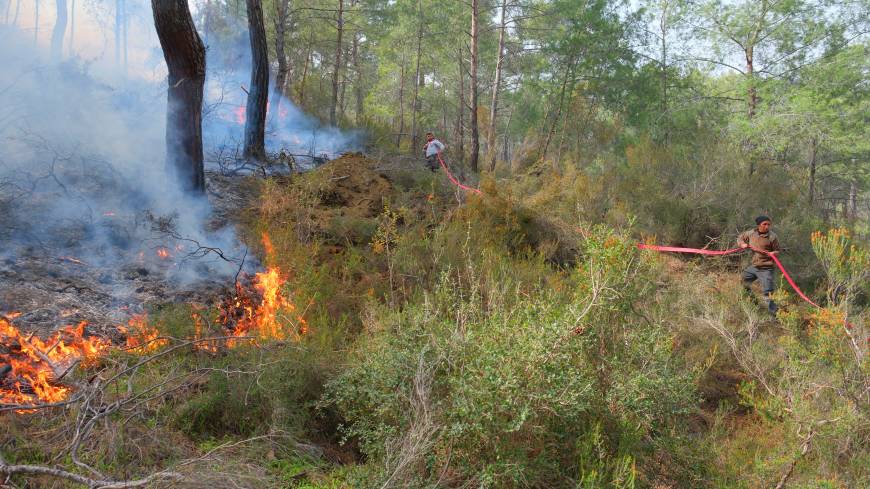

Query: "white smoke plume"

xmin=0 ymin=1 xmax=359 ymax=315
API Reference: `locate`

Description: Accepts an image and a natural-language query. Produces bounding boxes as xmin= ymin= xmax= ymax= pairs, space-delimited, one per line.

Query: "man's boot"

xmin=767 ymin=299 xmax=779 ymax=315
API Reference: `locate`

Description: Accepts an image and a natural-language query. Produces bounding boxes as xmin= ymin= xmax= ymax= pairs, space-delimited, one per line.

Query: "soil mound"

xmin=289 ymin=152 xmax=395 ymax=247
xmin=309 ymin=152 xmax=392 ymax=219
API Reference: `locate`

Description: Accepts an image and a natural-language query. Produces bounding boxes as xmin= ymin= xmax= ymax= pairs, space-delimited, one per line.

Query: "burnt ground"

xmin=0 ymin=171 xmax=260 ymax=337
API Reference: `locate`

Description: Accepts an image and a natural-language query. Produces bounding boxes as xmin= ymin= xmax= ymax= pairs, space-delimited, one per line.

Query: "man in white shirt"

xmin=423 ymin=132 xmax=446 ymax=172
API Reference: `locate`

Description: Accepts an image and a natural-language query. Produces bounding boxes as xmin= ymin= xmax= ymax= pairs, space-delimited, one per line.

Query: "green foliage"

xmin=326 ymin=226 xmax=698 ymax=487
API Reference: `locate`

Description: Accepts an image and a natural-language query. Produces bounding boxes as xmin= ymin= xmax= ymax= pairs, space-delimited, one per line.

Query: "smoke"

xmin=200 ymin=18 xmax=361 ymax=169
xmin=0 ymin=1 xmax=359 ymax=304
xmin=0 ymin=26 xmax=241 ymax=286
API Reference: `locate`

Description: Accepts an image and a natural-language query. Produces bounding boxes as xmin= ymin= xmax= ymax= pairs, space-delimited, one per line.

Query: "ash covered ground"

xmin=0 ymin=171 xmax=259 ymax=337
xmin=0 ymin=25 xmax=358 ymax=337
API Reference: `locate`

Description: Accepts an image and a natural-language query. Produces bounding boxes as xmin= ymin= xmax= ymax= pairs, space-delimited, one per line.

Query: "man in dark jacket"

xmin=738 ymin=215 xmax=781 ymax=314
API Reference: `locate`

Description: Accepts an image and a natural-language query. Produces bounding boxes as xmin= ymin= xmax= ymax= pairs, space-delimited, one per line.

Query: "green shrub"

xmin=325 ymin=227 xmax=698 ymax=487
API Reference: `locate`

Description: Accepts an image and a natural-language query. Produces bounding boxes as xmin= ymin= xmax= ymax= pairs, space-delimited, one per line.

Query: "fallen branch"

xmin=0 ymin=452 xmax=180 ymax=489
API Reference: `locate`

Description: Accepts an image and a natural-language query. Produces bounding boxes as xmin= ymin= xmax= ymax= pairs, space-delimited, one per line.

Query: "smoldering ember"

xmin=1 ymin=0 xmax=867 ymax=488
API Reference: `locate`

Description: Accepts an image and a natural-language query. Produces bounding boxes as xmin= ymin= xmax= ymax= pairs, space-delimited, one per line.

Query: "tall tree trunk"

xmin=469 ymin=0 xmax=480 ymax=173
xmin=455 ymin=44 xmax=465 ymax=163
xmin=659 ymin=0 xmax=670 ymax=143
xmin=486 ymin=0 xmax=507 ymax=172
xmin=243 ymin=0 xmax=269 ymax=160
xmin=555 ymin=107 xmax=568 ymax=164
xmin=745 ymin=45 xmax=757 ymax=120
xmin=441 ymin=80 xmax=448 ymax=136
xmin=272 ymin=0 xmax=289 ymax=114
xmin=339 ymin=45 xmax=348 ymax=120
xmin=397 ymin=49 xmax=406 ymax=148
xmin=808 ymin=137 xmax=817 ymax=205
xmin=3 ymin=0 xmax=10 ymax=24
xmin=50 ymin=0 xmax=67 ymax=60
xmin=541 ymin=63 xmax=572 ymax=169
xmin=151 ymin=0 xmax=206 ymax=193
xmin=410 ymin=0 xmax=424 ymax=154
xmin=745 ymin=44 xmax=758 ymax=175
xmin=352 ymin=31 xmax=364 ymax=125
xmin=13 ymin=0 xmax=20 ymax=25
xmin=298 ymin=30 xmax=313 ymax=105
xmin=330 ymin=0 xmax=344 ymax=126
xmin=503 ymin=107 xmax=512 ymax=166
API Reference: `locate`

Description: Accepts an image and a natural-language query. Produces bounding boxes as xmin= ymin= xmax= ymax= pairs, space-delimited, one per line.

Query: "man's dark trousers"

xmin=742 ymin=265 xmax=777 ymax=314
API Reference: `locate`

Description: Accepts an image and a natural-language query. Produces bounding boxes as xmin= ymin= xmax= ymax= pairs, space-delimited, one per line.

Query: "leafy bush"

xmin=326 ymin=227 xmax=698 ymax=487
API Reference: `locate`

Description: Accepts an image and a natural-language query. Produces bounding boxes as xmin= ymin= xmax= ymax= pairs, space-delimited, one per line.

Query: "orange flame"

xmin=156 ymin=248 xmax=171 ymax=260
xmin=118 ymin=314 xmax=167 ymax=354
xmin=216 ymin=233 xmax=309 ymax=343
xmin=1 ymin=317 xmax=110 ymax=407
xmin=2 ymin=233 xmax=309 ymax=409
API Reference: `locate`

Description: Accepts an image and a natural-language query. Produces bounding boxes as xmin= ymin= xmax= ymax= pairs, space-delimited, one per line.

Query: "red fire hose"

xmin=430 ymin=154 xmax=828 ymax=315
xmin=436 ymin=151 xmax=481 ymax=194
xmin=637 ymin=243 xmax=820 ymax=309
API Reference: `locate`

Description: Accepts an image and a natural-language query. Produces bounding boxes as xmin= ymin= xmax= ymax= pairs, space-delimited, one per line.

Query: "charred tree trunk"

xmin=469 ymin=0 xmax=480 ymax=173
xmin=50 ymin=0 xmax=67 ymax=60
xmin=486 ymin=0 xmax=507 ymax=172
xmin=271 ymin=0 xmax=289 ymax=113
xmin=13 ymin=0 xmax=19 ymax=25
xmin=33 ymin=0 xmax=38 ymax=45
xmin=330 ymin=0 xmax=344 ymax=126
xmin=151 ymin=0 xmax=206 ymax=193
xmin=243 ymin=0 xmax=269 ymax=160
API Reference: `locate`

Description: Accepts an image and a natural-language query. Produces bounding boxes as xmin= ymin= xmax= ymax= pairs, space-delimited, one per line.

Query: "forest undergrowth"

xmin=2 ymin=153 xmax=867 ymax=489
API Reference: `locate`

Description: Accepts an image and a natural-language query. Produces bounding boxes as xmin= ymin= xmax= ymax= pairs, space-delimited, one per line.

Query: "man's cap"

xmin=755 ymin=215 xmax=771 ymax=225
